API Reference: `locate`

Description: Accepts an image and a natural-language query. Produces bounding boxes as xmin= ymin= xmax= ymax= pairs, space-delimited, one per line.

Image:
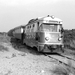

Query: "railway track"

xmin=57 ymin=53 xmax=75 ymax=61
xmin=44 ymin=53 xmax=75 ymax=71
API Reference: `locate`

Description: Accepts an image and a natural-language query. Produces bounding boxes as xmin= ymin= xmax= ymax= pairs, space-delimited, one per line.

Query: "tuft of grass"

xmin=12 ymin=53 xmax=17 ymax=57
xmin=0 ymin=33 xmax=10 ymax=43
xmin=18 ymin=53 xmax=26 ymax=56
xmin=0 ymin=44 xmax=8 ymax=51
xmin=51 ymin=60 xmax=75 ymax=75
xmin=5 ymin=70 xmax=12 ymax=75
xmin=52 ymin=66 xmax=69 ymax=75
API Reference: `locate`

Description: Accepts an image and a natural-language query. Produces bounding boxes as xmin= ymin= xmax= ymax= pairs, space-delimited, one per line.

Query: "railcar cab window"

xmin=39 ymin=23 xmax=63 ymax=32
xmin=39 ymin=23 xmax=58 ymax=32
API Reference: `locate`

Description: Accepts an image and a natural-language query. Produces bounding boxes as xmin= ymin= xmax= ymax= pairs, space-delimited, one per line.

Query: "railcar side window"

xmin=30 ymin=25 xmax=31 ymax=28
xmin=27 ymin=26 xmax=29 ymax=29
xmin=33 ymin=24 xmax=35 ymax=27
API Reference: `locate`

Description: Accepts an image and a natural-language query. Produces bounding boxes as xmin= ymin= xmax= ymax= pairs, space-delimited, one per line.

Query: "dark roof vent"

xmin=51 ymin=15 xmax=55 ymax=19
xmin=47 ymin=15 xmax=50 ymax=17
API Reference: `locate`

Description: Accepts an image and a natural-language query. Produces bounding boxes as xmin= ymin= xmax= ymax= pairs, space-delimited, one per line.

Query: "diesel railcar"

xmin=23 ymin=15 xmax=64 ymax=52
xmin=10 ymin=15 xmax=64 ymax=52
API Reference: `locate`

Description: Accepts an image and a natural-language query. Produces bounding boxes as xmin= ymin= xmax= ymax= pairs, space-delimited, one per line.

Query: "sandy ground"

xmin=0 ymin=42 xmax=58 ymax=75
xmin=0 ymin=34 xmax=75 ymax=75
xmin=0 ymin=42 xmax=70 ymax=75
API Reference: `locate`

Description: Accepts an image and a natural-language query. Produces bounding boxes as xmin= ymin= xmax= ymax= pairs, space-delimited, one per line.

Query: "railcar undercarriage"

xmin=38 ymin=44 xmax=64 ymax=53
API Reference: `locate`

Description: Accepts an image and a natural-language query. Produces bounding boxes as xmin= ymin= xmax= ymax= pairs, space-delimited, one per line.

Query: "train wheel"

xmin=48 ymin=46 xmax=53 ymax=53
xmin=22 ymin=39 xmax=26 ymax=46
xmin=38 ymin=46 xmax=44 ymax=52
xmin=61 ymin=47 xmax=64 ymax=53
xmin=50 ymin=49 xmax=53 ymax=53
xmin=59 ymin=46 xmax=64 ymax=53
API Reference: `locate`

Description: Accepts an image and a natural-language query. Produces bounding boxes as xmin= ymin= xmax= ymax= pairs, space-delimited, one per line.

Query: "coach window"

xmin=33 ymin=24 xmax=35 ymax=27
xmin=21 ymin=28 xmax=23 ymax=33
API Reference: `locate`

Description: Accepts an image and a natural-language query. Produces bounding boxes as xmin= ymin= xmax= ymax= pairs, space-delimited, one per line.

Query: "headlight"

xmin=58 ymin=37 xmax=62 ymax=41
xmin=45 ymin=37 xmax=49 ymax=41
xmin=59 ymin=21 xmax=62 ymax=24
xmin=45 ymin=32 xmax=51 ymax=41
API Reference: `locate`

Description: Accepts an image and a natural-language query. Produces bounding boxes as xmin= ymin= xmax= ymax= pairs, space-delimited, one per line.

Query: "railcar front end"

xmin=37 ymin=16 xmax=64 ymax=52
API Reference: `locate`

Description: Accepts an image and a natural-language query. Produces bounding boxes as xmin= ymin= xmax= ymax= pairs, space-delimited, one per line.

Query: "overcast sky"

xmin=0 ymin=0 xmax=75 ymax=32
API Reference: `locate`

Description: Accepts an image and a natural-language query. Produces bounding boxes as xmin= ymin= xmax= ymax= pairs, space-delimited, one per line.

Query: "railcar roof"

xmin=25 ymin=15 xmax=62 ymax=26
xmin=12 ymin=25 xmax=25 ymax=30
xmin=38 ymin=15 xmax=62 ymax=22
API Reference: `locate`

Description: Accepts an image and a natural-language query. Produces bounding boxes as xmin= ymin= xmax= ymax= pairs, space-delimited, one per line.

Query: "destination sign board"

xmin=43 ymin=20 xmax=58 ymax=24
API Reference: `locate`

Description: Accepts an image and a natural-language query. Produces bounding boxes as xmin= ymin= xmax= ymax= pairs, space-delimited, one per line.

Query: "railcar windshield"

xmin=39 ymin=23 xmax=62 ymax=32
